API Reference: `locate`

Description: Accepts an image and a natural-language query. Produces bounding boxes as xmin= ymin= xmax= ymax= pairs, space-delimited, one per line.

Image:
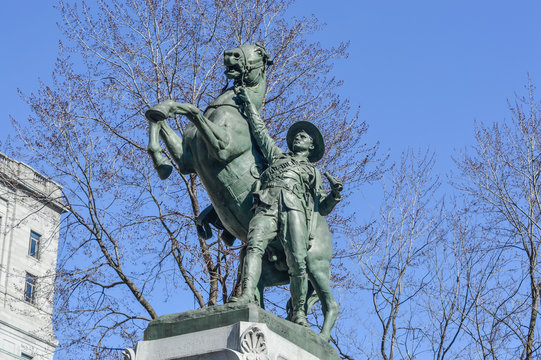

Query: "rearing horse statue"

xmin=145 ymin=44 xmax=338 ymax=342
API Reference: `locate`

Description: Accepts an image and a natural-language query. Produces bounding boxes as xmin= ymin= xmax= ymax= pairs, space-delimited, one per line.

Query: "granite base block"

xmin=124 ymin=303 xmax=339 ymax=360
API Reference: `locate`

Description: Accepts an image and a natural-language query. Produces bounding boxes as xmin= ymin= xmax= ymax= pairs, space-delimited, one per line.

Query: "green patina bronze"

xmin=230 ymin=87 xmax=342 ymax=341
xmin=146 ymin=44 xmax=341 ymax=342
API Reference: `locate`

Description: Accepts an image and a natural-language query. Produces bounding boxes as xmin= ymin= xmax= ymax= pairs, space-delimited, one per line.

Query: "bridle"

xmin=209 ymin=44 xmax=272 ymax=112
xmin=237 ymin=43 xmax=273 ymax=87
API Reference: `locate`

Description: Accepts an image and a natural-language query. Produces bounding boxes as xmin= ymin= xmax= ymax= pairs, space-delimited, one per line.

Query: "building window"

xmin=24 ymin=273 xmax=37 ymax=304
xmin=28 ymin=231 xmax=40 ymax=259
xmin=21 ymin=353 xmax=33 ymax=360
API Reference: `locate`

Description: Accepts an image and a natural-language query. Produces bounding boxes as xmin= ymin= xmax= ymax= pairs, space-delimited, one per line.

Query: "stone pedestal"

xmin=123 ymin=303 xmax=339 ymax=360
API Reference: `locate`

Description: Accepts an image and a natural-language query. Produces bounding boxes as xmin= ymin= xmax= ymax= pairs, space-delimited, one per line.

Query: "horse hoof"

xmin=145 ymin=108 xmax=168 ymax=122
xmin=156 ymin=164 xmax=173 ymax=179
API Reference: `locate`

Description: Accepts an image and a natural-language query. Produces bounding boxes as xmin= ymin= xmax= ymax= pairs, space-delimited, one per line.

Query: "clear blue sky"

xmin=2 ymin=0 xmax=540 ymax=161
xmin=2 ymin=0 xmax=540 ymax=169
xmin=289 ymin=0 xmax=541 ymax=155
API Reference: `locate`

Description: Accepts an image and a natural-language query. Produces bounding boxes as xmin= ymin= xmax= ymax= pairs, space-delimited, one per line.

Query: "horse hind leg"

xmin=308 ymin=264 xmax=339 ymax=342
xmin=147 ymin=120 xmax=173 ymax=180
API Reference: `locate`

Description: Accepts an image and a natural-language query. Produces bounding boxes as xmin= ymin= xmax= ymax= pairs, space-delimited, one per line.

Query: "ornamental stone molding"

xmin=122 ymin=347 xmax=135 ymax=360
xmin=239 ymin=325 xmax=270 ymax=360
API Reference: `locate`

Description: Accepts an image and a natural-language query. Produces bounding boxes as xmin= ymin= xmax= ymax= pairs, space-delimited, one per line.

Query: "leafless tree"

xmin=351 ymin=149 xmax=442 ymax=360
xmin=420 ymin=204 xmax=505 ymax=360
xmin=9 ymin=0 xmax=381 ymax=357
xmin=454 ymin=81 xmax=541 ymax=360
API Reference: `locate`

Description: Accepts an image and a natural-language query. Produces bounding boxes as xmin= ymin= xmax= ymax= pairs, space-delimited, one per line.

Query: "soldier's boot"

xmin=228 ymin=253 xmax=261 ymax=304
xmin=290 ymin=274 xmax=310 ymax=327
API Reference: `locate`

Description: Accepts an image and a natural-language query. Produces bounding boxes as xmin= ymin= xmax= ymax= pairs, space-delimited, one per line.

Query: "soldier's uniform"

xmin=231 ymin=103 xmax=341 ymax=326
xmin=248 ymin=153 xmax=339 ymax=279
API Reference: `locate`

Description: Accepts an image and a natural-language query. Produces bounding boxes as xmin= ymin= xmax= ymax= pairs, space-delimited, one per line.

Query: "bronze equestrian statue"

xmin=145 ymin=44 xmax=339 ymax=342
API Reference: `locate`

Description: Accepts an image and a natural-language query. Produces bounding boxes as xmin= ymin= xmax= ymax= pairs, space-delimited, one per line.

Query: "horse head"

xmin=224 ymin=43 xmax=273 ymax=87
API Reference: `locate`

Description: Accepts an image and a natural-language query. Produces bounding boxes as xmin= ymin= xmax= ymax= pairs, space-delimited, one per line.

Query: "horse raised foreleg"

xmin=158 ymin=121 xmax=194 ymax=174
xmin=148 ymin=120 xmax=173 ymax=180
xmin=149 ymin=100 xmax=237 ymax=162
xmin=146 ymin=101 xmax=195 ymax=177
xmin=170 ymin=102 xmax=248 ymax=162
xmin=189 ymin=111 xmax=228 ymax=148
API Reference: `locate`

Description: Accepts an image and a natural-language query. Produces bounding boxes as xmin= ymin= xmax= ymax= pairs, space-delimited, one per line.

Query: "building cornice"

xmin=0 ymin=319 xmax=58 ymax=348
xmin=0 ymin=153 xmax=66 ymax=215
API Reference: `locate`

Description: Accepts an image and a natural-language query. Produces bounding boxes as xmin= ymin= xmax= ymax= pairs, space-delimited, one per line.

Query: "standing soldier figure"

xmin=230 ymin=87 xmax=343 ymax=327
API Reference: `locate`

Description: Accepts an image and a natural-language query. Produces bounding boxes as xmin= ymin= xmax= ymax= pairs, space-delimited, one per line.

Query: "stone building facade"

xmin=0 ymin=153 xmax=65 ymax=360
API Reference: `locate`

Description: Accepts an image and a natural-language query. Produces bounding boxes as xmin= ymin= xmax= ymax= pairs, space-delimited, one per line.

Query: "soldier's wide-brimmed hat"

xmin=286 ymin=121 xmax=325 ymax=163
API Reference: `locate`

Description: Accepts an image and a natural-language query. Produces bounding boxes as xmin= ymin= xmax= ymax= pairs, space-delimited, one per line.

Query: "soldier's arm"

xmin=237 ymin=88 xmax=282 ymax=162
xmin=313 ymin=170 xmax=342 ymax=216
